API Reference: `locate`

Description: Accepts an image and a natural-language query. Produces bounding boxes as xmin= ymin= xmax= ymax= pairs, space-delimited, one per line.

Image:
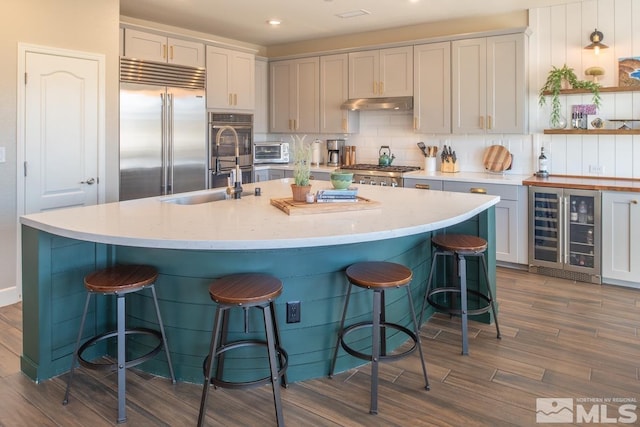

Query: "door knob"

xmin=81 ymin=178 xmax=95 ymax=185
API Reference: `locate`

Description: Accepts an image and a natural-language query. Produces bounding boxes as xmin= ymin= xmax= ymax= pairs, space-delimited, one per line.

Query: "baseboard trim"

xmin=0 ymin=286 xmax=20 ymax=307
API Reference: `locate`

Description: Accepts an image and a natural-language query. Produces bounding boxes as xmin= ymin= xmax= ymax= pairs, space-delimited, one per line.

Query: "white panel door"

xmin=24 ymin=52 xmax=99 ymax=213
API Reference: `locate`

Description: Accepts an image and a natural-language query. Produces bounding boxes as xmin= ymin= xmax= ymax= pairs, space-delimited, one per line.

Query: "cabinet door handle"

xmin=415 ymin=184 xmax=430 ymax=190
xmin=373 ymin=82 xmax=377 ymax=95
xmin=413 ymin=117 xmax=418 ymax=130
xmin=229 ymin=93 xmax=233 ymax=106
xmin=169 ymin=45 xmax=174 ymax=60
xmin=342 ymin=118 xmax=347 ymax=132
xmin=487 ymin=115 xmax=493 ymax=130
xmin=379 ymin=81 xmax=384 ymax=95
xmin=162 ymin=44 xmax=167 ymax=59
xmin=294 ymin=119 xmax=297 ymax=130
xmin=479 ymin=116 xmax=485 ymax=129
xmin=632 ymin=200 xmax=638 ymax=204
xmin=234 ymin=93 xmax=238 ymax=105
xmin=470 ymin=187 xmax=487 ymax=194
xmin=288 ymin=119 xmax=292 ymax=130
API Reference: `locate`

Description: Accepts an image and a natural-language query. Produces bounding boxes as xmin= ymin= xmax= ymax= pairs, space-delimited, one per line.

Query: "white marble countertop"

xmin=20 ymin=179 xmax=499 ymax=250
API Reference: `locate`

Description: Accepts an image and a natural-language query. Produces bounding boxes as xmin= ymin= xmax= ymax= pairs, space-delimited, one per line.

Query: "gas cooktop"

xmin=340 ymin=164 xmax=420 ymax=173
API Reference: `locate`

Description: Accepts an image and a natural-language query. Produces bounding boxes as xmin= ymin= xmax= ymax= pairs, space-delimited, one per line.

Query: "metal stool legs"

xmin=63 ymin=285 xmax=175 ymax=424
xmin=421 ymin=249 xmax=501 ymax=355
xmin=198 ymin=301 xmax=287 ymax=427
xmin=329 ymin=281 xmax=429 ymax=415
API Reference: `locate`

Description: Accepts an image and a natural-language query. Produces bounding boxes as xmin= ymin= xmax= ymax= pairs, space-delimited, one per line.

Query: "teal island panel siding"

xmin=21 ymin=207 xmax=495 ymax=384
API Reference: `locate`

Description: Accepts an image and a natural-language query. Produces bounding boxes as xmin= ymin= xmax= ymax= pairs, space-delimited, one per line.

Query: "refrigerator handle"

xmin=168 ymin=92 xmax=174 ymax=193
xmin=563 ymin=195 xmax=568 ymax=265
xmin=160 ymin=93 xmax=168 ymax=195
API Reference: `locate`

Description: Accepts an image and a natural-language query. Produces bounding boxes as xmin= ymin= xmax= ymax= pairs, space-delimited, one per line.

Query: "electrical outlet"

xmin=286 ymin=301 xmax=301 ymax=323
xmin=589 ymin=164 xmax=604 ymax=174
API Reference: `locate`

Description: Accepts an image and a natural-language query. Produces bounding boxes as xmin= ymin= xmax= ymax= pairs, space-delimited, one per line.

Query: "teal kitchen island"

xmin=20 ymin=179 xmax=498 ymax=384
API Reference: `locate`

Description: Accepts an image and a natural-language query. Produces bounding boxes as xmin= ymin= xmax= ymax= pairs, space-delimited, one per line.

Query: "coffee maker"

xmin=326 ymin=139 xmax=345 ymax=166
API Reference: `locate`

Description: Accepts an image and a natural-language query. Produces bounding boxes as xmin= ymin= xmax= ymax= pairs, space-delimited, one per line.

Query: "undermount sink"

xmin=162 ymin=191 xmax=253 ymax=205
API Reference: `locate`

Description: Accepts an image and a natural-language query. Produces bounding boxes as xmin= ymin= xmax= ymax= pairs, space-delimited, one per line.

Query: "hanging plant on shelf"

xmin=538 ymin=64 xmax=601 ymax=128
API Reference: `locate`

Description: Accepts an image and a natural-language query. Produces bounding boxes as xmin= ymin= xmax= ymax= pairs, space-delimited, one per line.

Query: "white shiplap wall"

xmin=530 ymin=0 xmax=640 ymax=178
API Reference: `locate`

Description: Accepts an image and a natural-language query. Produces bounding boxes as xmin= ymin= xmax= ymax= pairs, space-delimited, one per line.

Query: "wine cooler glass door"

xmin=566 ymin=191 xmax=600 ymax=273
xmin=530 ymin=188 xmax=563 ymax=268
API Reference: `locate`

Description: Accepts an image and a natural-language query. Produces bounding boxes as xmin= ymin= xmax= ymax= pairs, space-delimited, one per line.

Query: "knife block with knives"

xmin=440 ymin=145 xmax=459 ymax=173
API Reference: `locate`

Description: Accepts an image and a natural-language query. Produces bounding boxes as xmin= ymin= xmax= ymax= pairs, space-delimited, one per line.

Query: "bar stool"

xmin=329 ymin=261 xmax=429 ymax=415
xmin=63 ymin=264 xmax=176 ymax=424
xmin=198 ymin=273 xmax=288 ymax=427
xmin=420 ymin=234 xmax=501 ymax=355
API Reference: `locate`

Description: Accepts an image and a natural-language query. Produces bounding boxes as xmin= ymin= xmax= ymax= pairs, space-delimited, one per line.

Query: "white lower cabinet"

xmin=602 ymin=191 xmax=640 ymax=286
xmin=442 ymin=181 xmax=527 ymax=265
xmin=254 ymin=169 xmax=269 ymax=182
xmin=269 ymin=169 xmax=286 ymax=180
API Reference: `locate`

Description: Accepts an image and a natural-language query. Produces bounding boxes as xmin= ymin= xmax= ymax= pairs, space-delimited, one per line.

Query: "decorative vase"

xmin=291 ymin=184 xmax=312 ymax=202
xmin=550 ymin=113 xmax=567 ymax=129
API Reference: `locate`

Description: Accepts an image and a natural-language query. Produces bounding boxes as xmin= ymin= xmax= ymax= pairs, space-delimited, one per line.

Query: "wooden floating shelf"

xmin=544 ymin=129 xmax=640 ymax=135
xmin=542 ymin=86 xmax=640 ymax=95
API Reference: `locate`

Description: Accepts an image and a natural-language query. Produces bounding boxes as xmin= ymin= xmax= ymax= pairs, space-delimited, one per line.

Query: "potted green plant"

xmin=290 ymin=134 xmax=312 ymax=202
xmin=539 ymin=64 xmax=601 ymax=128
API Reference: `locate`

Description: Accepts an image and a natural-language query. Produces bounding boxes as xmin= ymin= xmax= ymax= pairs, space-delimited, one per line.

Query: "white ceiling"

xmin=120 ymin=0 xmax=581 ymax=46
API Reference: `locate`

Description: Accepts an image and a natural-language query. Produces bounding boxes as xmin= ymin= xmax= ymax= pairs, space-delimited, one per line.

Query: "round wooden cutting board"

xmin=483 ymin=145 xmax=512 ymax=172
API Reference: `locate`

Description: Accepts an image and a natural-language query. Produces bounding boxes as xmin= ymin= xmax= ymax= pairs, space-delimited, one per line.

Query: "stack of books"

xmin=315 ymin=188 xmax=358 ymax=203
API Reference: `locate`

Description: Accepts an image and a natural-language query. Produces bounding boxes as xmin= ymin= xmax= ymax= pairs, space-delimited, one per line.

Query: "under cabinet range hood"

xmin=341 ymin=96 xmax=413 ymax=111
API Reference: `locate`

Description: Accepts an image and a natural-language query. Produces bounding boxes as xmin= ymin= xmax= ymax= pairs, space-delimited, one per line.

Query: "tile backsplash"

xmin=260 ymin=110 xmax=536 ymax=175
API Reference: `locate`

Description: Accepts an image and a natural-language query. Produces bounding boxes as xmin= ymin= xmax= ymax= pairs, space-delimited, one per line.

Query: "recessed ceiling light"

xmin=267 ymin=19 xmax=281 ymax=26
xmin=336 ymin=9 xmax=371 ymax=19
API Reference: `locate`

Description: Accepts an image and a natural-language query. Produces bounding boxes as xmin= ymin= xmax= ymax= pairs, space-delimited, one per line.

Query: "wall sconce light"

xmin=584 ymin=29 xmax=608 ymax=55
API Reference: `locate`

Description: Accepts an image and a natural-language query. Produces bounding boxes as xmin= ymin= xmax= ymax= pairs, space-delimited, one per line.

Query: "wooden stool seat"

xmin=208 ymin=273 xmax=282 ymax=305
xmin=84 ymin=264 xmax=158 ymax=294
xmin=330 ymin=261 xmax=429 ymax=415
xmin=199 ymin=273 xmax=287 ymax=427
xmin=346 ymin=261 xmax=412 ymax=289
xmin=64 ymin=264 xmax=175 ymax=424
xmin=431 ymin=234 xmax=487 ymax=254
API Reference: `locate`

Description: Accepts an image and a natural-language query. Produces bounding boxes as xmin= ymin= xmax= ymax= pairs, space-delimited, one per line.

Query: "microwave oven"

xmin=253 ymin=142 xmax=289 ymax=164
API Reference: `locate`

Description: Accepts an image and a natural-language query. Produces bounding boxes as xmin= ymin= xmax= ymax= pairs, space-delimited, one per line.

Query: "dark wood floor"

xmin=1 ymin=268 xmax=639 ymax=426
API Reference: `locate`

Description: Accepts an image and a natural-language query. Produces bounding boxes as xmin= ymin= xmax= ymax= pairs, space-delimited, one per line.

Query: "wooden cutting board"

xmin=270 ymin=197 xmax=380 ymax=215
xmin=483 ymin=145 xmax=512 ymax=172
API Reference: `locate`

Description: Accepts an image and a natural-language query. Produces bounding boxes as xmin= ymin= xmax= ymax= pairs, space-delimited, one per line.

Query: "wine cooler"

xmin=528 ymin=186 xmax=601 ymax=284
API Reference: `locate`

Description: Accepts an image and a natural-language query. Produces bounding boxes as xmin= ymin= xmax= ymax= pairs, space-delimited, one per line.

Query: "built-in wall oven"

xmin=209 ymin=113 xmax=253 ymax=188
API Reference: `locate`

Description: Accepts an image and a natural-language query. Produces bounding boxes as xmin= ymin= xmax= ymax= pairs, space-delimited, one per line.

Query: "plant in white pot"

xmin=539 ymin=64 xmax=601 ymax=128
xmin=290 ymin=134 xmax=312 ymax=202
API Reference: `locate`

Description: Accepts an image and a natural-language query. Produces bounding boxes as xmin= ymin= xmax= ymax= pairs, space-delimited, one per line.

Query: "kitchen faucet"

xmin=215 ymin=125 xmax=243 ymax=199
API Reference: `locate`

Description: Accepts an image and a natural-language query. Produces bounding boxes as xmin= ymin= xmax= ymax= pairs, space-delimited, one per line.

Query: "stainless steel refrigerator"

xmin=119 ymin=58 xmax=207 ymax=201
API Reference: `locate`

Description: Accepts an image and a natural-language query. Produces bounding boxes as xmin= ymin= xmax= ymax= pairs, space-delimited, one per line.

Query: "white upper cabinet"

xmin=413 ymin=42 xmax=451 ymax=134
xmin=320 ymin=54 xmax=358 ymax=134
xmin=270 ymin=57 xmax=319 ymax=133
xmin=452 ymin=34 xmax=526 ymax=134
xmin=348 ymin=46 xmax=413 ymax=98
xmin=123 ymin=28 xmax=205 ymax=68
xmin=254 ymin=59 xmax=268 ymax=133
xmin=206 ymin=46 xmax=255 ymax=111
